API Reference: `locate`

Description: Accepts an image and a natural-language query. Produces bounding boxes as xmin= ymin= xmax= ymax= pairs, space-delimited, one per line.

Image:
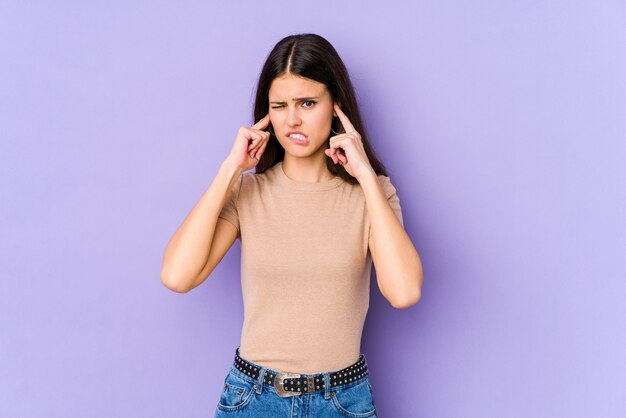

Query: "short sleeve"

xmin=369 ymin=175 xmax=404 ymax=238
xmin=218 ymin=173 xmax=243 ymax=239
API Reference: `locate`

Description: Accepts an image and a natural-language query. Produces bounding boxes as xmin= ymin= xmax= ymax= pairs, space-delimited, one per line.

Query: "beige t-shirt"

xmin=218 ymin=161 xmax=403 ymax=374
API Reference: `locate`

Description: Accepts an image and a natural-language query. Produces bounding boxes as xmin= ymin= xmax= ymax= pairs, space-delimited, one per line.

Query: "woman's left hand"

xmin=325 ymin=103 xmax=375 ymax=180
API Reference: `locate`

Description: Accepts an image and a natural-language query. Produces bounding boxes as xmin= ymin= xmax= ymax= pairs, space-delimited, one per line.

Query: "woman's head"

xmin=253 ymin=33 xmax=387 ymax=181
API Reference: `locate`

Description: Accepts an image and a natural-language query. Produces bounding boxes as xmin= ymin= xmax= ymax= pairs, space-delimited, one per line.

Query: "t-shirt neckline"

xmin=273 ymin=161 xmax=344 ymax=191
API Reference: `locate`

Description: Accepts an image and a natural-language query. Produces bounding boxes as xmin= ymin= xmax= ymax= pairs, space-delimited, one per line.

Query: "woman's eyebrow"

xmin=269 ymin=96 xmax=319 ymax=104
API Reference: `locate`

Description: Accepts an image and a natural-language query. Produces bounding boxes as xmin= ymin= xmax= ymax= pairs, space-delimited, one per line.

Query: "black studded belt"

xmin=233 ymin=348 xmax=369 ymax=397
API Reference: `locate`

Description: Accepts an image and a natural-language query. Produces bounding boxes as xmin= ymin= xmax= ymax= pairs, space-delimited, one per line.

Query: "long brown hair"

xmin=252 ymin=33 xmax=388 ymax=183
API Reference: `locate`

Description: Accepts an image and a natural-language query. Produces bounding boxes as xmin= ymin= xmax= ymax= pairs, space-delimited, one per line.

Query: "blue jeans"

xmin=214 ymin=352 xmax=378 ymax=417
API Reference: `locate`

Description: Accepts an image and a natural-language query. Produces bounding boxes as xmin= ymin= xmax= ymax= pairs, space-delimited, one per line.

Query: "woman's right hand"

xmin=225 ymin=113 xmax=271 ymax=171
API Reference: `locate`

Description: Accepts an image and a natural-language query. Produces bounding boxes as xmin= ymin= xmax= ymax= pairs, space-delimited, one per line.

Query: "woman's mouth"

xmin=287 ymin=132 xmax=309 ymax=145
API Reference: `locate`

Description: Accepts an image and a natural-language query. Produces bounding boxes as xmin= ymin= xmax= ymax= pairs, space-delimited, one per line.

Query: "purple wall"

xmin=1 ymin=1 xmax=625 ymax=417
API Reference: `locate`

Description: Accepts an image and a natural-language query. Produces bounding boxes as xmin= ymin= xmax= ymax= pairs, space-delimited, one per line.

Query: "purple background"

xmin=1 ymin=1 xmax=625 ymax=417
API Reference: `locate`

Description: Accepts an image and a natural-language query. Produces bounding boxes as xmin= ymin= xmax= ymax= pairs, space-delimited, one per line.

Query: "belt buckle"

xmin=274 ymin=372 xmax=302 ymax=397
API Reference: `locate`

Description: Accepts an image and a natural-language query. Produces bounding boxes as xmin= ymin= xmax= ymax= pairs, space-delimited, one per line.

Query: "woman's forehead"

xmin=268 ymin=74 xmax=328 ymax=98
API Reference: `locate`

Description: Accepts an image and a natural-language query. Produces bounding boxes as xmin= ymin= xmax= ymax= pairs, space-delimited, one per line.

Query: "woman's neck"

xmin=281 ymin=156 xmax=335 ymax=183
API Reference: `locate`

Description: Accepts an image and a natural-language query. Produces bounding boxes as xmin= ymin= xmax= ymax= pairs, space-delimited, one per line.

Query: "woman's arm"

xmin=160 ymin=160 xmax=243 ymax=293
xmin=324 ymin=103 xmax=422 ymax=308
xmin=361 ymin=173 xmax=424 ymax=309
xmin=161 ymin=114 xmax=271 ymax=293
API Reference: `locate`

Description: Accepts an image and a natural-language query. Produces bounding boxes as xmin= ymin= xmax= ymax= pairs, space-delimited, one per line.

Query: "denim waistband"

xmin=230 ymin=346 xmax=370 ymax=396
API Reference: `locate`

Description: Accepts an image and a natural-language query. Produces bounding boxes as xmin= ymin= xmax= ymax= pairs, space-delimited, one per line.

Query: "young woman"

xmin=161 ymin=33 xmax=423 ymax=417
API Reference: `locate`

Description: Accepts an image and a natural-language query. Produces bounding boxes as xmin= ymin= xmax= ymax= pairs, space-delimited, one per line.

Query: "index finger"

xmin=252 ymin=113 xmax=270 ymax=130
xmin=334 ymin=103 xmax=356 ymax=133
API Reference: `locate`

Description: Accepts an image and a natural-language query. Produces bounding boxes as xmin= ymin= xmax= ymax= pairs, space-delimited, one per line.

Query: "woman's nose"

xmin=286 ymin=107 xmax=302 ymax=126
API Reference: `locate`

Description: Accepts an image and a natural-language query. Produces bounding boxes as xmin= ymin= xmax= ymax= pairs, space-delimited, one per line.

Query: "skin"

xmin=162 ymin=71 xmax=424 ymax=306
xmin=245 ymin=73 xmax=424 ymax=308
xmin=267 ymin=73 xmax=338 ymax=183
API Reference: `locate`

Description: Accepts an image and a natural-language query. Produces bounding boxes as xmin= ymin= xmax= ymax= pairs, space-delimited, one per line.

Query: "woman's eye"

xmin=270 ymin=101 xmax=315 ymax=110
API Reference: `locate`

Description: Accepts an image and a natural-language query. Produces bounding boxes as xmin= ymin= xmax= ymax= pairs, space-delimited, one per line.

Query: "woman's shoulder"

xmin=373 ymin=173 xmax=400 ymax=199
xmin=238 ymin=165 xmax=277 ymax=191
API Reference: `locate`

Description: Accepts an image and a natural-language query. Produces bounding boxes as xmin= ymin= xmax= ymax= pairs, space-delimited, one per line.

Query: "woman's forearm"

xmin=160 ymin=160 xmax=243 ymax=292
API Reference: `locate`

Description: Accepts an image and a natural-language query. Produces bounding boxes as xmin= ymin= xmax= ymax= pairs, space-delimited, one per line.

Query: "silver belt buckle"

xmin=274 ymin=372 xmax=302 ymax=397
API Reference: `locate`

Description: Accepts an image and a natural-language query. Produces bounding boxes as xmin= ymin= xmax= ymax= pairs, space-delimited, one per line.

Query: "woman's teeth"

xmin=287 ymin=133 xmax=308 ymax=145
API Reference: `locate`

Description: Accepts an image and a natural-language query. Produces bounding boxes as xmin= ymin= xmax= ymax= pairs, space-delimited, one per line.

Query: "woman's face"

xmin=268 ymin=73 xmax=334 ymax=159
